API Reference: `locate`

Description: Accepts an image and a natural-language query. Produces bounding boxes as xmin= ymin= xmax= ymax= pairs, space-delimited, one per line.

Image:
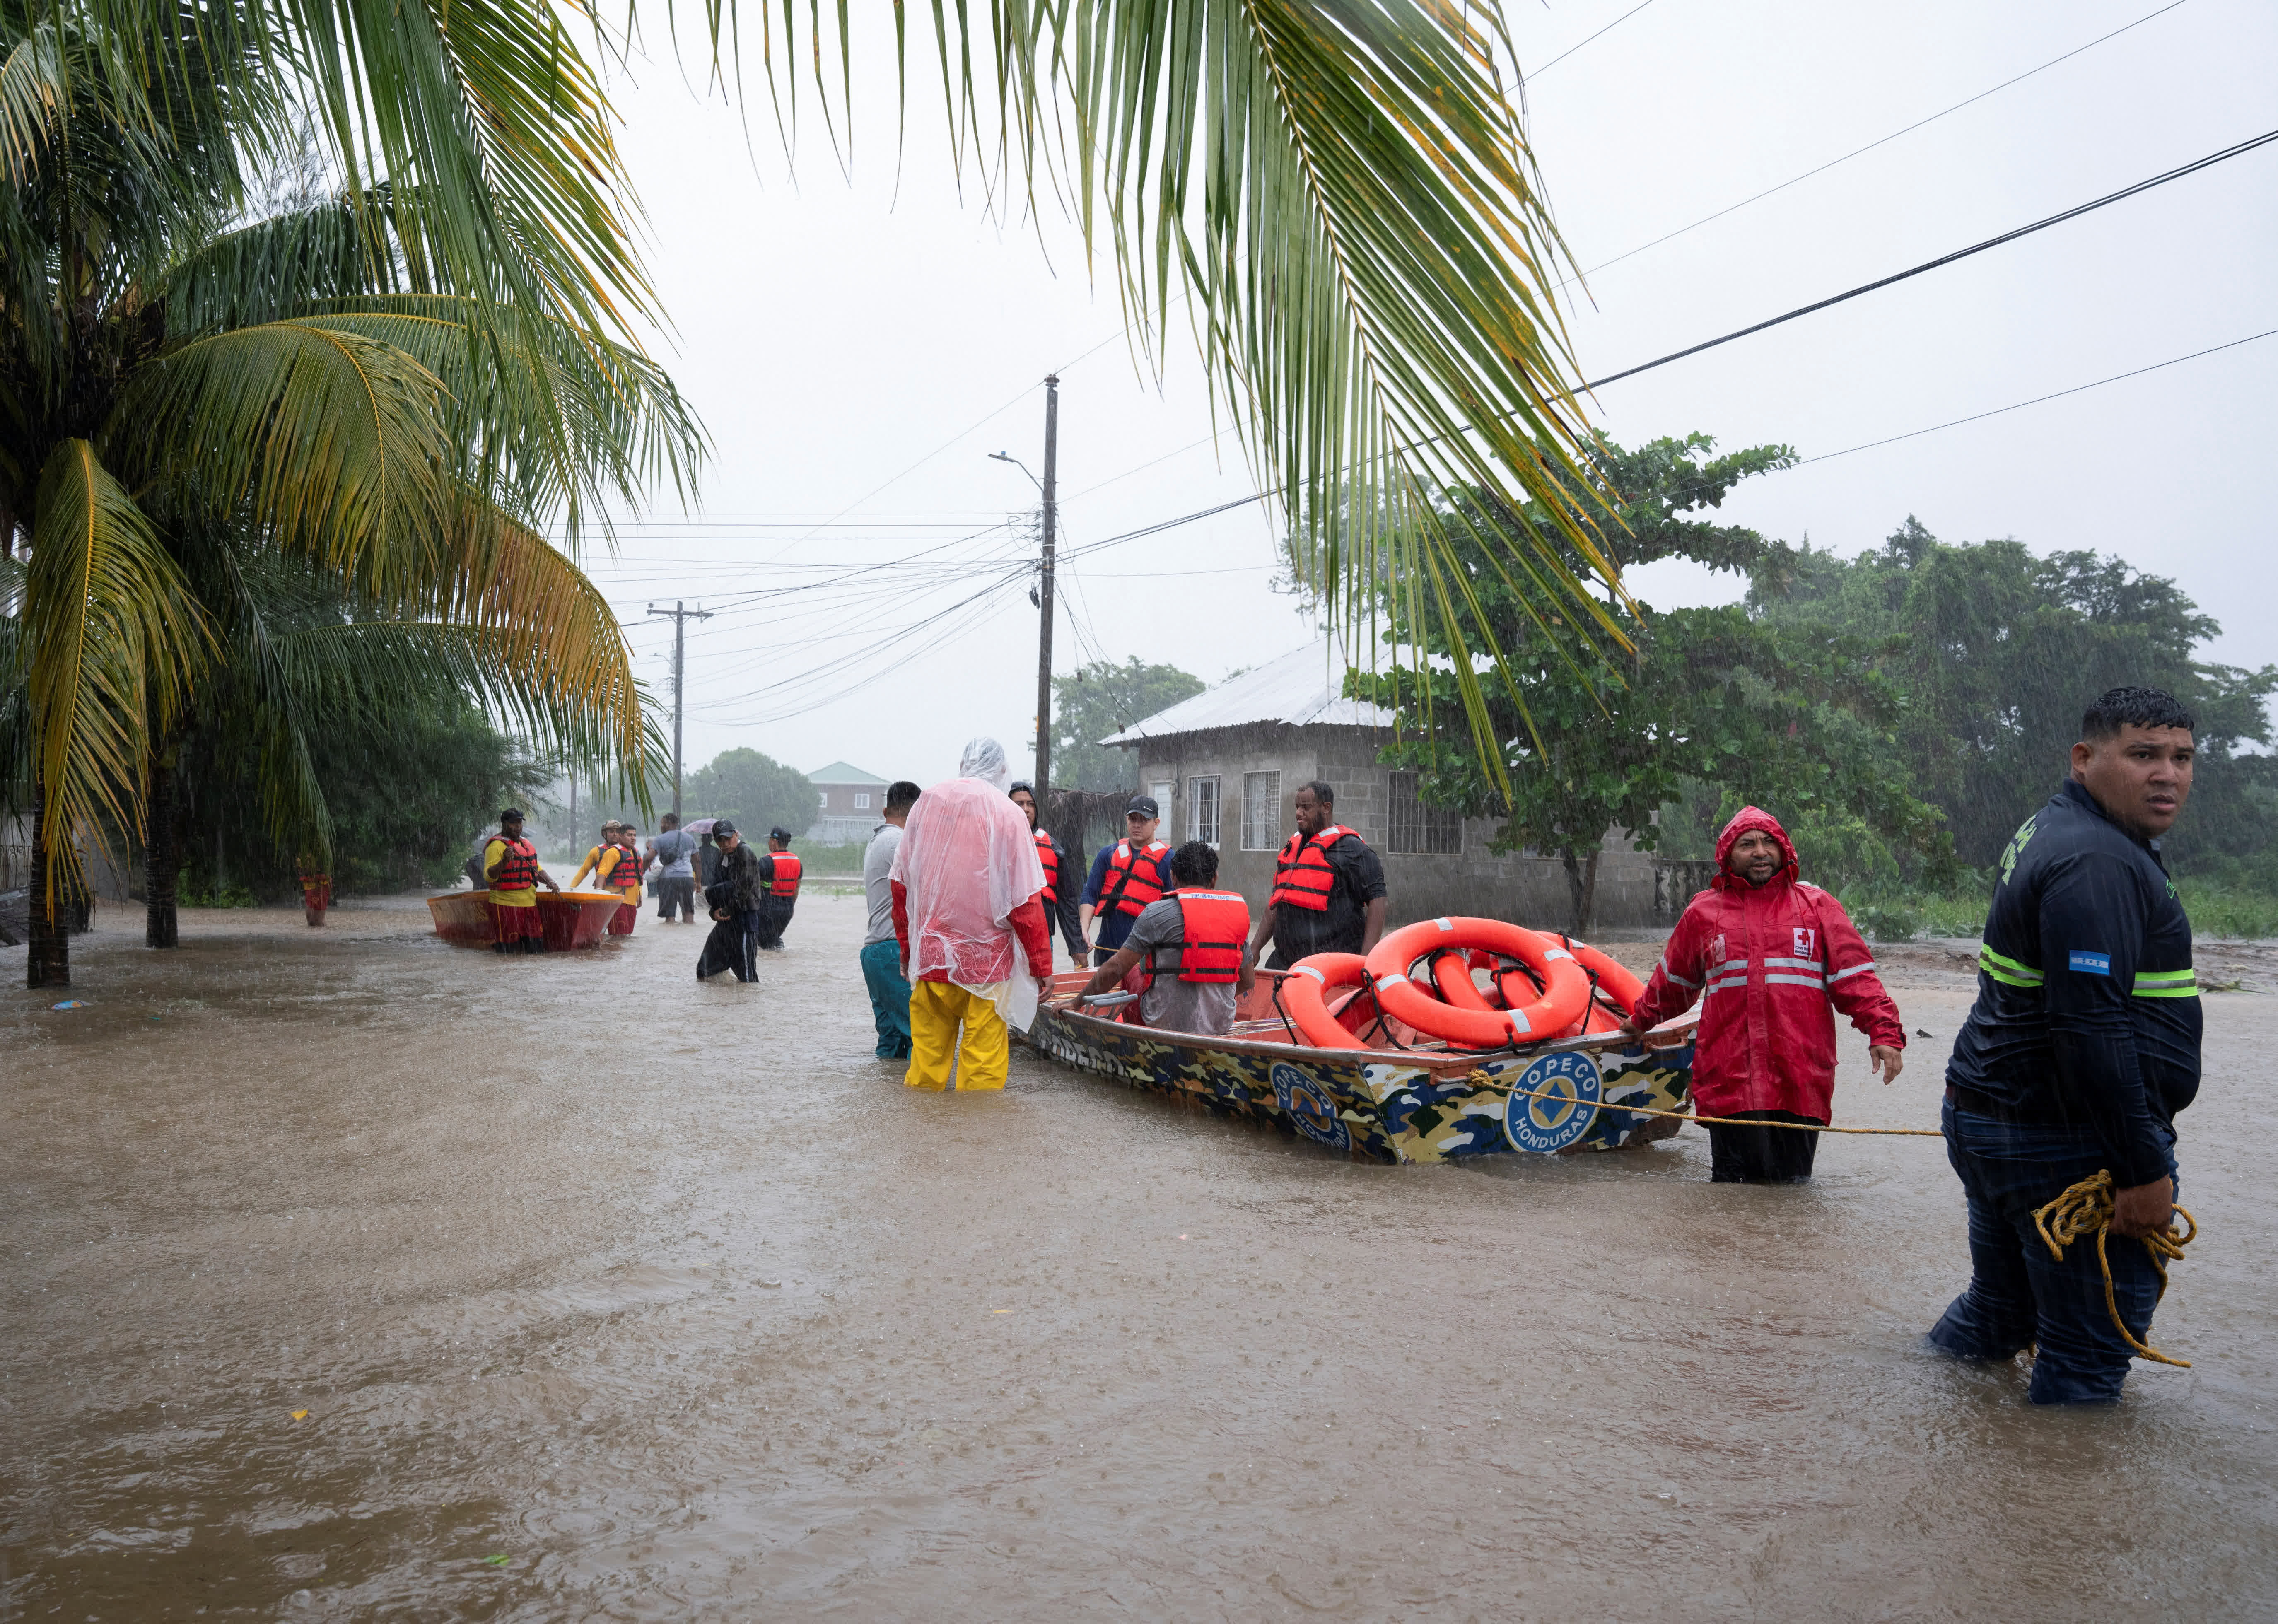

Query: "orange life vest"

xmin=1099 ymin=838 xmax=1170 ymax=918
xmin=1269 ymin=825 xmax=1359 ymax=912
xmin=1144 ymin=888 xmax=1251 ymax=986
xmin=489 ymin=835 xmax=539 ymax=892
xmin=1034 ymin=828 xmax=1062 ymax=903
xmin=603 ymin=843 xmax=644 ymax=894
xmin=769 ymin=851 xmax=803 ymax=899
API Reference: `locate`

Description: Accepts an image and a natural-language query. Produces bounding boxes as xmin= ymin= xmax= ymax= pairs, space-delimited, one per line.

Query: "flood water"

xmin=6 ymin=892 xmax=2276 ymax=1621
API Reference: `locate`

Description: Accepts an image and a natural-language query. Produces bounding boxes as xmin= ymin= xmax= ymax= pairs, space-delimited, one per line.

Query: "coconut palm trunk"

xmin=145 ymin=743 xmax=182 ymax=948
xmin=26 ymin=779 xmax=67 ymax=987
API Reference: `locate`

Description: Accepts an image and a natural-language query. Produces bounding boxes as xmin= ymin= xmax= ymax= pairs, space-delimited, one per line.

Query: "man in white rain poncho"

xmin=887 ymin=738 xmax=1054 ymax=1091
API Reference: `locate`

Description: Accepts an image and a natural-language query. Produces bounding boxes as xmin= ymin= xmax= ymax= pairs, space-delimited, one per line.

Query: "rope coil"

xmin=2031 ymin=1170 xmax=2197 ymax=1368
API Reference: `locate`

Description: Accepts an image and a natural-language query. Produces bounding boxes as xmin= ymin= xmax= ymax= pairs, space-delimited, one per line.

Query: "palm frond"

xmin=294 ymin=299 xmax=705 ymax=545
xmin=731 ymin=0 xmax=1626 ymax=797
xmin=22 ymin=439 xmax=208 ymax=897
xmin=106 ymin=316 xmax=450 ymax=598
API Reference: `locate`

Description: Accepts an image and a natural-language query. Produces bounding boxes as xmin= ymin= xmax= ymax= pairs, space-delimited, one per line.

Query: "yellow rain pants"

xmin=905 ymin=980 xmax=1009 ymax=1091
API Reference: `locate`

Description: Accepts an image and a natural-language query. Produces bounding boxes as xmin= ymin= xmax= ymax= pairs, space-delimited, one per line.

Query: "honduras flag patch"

xmin=2068 ymin=950 xmax=2113 ymax=976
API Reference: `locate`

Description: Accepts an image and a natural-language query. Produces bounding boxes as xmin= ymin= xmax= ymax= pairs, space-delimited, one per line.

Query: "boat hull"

xmin=1022 ymin=973 xmax=1694 ymax=1165
xmin=427 ymin=890 xmax=625 ymax=949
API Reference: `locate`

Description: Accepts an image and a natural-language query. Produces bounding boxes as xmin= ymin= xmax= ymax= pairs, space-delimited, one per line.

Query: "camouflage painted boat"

xmin=1023 ymin=970 xmax=1697 ymax=1165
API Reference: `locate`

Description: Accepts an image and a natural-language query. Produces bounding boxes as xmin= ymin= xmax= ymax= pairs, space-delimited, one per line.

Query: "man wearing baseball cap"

xmin=1077 ymin=795 xmax=1173 ymax=967
xmin=754 ymin=826 xmax=801 ymax=951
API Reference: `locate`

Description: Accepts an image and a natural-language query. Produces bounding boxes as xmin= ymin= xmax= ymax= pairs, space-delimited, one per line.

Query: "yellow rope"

xmin=2030 ymin=1170 xmax=2198 ymax=1368
xmin=1467 ymin=1072 xmax=1946 ymax=1137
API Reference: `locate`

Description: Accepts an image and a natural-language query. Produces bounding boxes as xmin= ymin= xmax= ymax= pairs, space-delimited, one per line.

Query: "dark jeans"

xmin=1927 ymin=1098 xmax=2178 ymax=1405
xmin=756 ymin=900 xmax=794 ymax=950
xmin=654 ymin=876 xmax=694 ymax=921
xmin=1708 ymin=1109 xmax=1823 ymax=1183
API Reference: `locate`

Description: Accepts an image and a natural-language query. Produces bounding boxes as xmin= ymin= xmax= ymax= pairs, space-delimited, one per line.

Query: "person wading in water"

xmin=1626 ymin=806 xmax=1905 ymax=1182
xmin=1928 ymin=685 xmax=2203 ymax=1404
xmin=483 ymin=808 xmax=561 ymax=954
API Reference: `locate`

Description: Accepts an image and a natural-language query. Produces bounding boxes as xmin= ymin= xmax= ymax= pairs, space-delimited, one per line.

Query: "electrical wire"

xmin=1561 ymin=0 xmax=2194 ymax=286
xmin=1795 ymin=324 xmax=2278 ymax=466
xmin=1526 ymin=0 xmax=1660 ymax=82
xmin=1578 ymin=126 xmax=2278 ymax=392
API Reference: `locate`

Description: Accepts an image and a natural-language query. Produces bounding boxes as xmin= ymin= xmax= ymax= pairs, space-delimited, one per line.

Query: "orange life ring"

xmin=1544 ymin=934 xmax=1645 ymax=1014
xmin=1366 ymin=918 xmax=1590 ymax=1048
xmin=1276 ymin=955 xmax=1378 ymax=1050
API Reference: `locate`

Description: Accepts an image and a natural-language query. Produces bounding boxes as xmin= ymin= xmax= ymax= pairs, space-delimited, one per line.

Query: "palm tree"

xmin=12 ymin=0 xmax=1624 ymax=985
xmin=1 ymin=2 xmax=700 ymax=984
xmin=39 ymin=0 xmax=1623 ymax=736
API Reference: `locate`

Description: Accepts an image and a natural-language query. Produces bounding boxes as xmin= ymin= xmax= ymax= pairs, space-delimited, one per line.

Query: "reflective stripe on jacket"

xmin=1099 ymin=839 xmax=1170 ymax=918
xmin=1144 ymin=889 xmax=1252 ymax=987
xmin=1631 ymin=806 xmax=1905 ymax=1120
xmin=1270 ymin=825 xmax=1359 ymax=912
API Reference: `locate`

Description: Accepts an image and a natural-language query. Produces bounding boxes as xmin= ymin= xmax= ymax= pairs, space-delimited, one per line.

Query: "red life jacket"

xmin=1099 ymin=839 xmax=1170 ymax=918
xmin=770 ymin=851 xmax=803 ymax=899
xmin=1034 ymin=828 xmax=1062 ymax=903
xmin=603 ymin=843 xmax=644 ymax=894
xmin=489 ymin=835 xmax=539 ymax=892
xmin=1144 ymin=888 xmax=1252 ymax=986
xmin=1269 ymin=825 xmax=1359 ymax=912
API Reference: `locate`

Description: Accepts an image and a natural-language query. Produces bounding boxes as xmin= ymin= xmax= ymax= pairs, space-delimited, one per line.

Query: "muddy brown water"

xmin=5 ymin=895 xmax=2276 ymax=1621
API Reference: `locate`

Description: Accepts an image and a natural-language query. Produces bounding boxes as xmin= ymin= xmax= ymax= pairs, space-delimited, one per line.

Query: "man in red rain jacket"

xmin=1629 ymin=806 xmax=1907 ymax=1182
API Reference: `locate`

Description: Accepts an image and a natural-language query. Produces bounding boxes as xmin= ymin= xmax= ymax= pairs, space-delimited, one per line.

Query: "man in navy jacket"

xmin=1929 ymin=686 xmax=2201 ymax=1403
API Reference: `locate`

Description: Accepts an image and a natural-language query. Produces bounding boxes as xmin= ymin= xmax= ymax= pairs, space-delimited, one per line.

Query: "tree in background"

xmin=0 ymin=4 xmax=700 ymax=982
xmin=685 ymin=750 xmax=817 ymax=840
xmin=1748 ymin=520 xmax=2277 ymax=873
xmin=1050 ymin=660 xmax=1208 ymax=792
xmin=1351 ymin=434 xmax=1954 ymax=931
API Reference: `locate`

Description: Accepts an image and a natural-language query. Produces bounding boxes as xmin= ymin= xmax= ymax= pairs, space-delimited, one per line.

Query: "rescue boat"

xmin=1021 ymin=965 xmax=1697 ymax=1165
xmin=426 ymin=889 xmax=626 ymax=949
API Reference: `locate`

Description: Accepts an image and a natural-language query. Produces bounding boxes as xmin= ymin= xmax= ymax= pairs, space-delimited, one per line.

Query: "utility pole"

xmin=646 ymin=600 xmax=712 ymax=818
xmin=1033 ymin=374 xmax=1060 ymax=798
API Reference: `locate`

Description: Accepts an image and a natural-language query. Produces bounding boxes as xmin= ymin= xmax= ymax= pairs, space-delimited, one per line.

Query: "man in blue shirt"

xmin=1078 ymin=796 xmax=1174 ymax=968
xmin=1928 ymin=686 xmax=2201 ymax=1404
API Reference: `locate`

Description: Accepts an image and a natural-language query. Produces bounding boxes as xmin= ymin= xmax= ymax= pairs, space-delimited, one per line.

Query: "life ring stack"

xmin=1281 ymin=917 xmax=1644 ymax=1052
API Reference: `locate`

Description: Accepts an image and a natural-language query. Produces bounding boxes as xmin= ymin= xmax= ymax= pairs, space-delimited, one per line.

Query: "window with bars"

xmin=1187 ymin=776 xmax=1221 ymax=846
xmin=1241 ymin=771 xmax=1282 ymax=851
xmin=1387 ymin=771 xmax=1462 ymax=854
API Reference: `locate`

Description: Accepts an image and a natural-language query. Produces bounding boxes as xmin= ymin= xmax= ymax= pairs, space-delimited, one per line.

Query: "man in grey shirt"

xmin=860 ymin=781 xmax=922 ymax=1059
xmin=1079 ymin=840 xmax=1254 ymax=1035
xmin=647 ymin=813 xmax=699 ymax=922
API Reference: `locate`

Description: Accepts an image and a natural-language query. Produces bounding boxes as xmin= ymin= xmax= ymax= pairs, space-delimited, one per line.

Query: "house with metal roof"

xmin=806 ymin=760 xmax=890 ymax=845
xmin=1100 ymin=643 xmax=1679 ymax=931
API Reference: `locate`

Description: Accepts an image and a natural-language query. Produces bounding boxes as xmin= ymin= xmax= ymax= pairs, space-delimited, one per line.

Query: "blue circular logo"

xmin=1272 ymin=1064 xmax=1352 ymax=1153
xmin=1501 ymin=1050 xmax=1603 ymax=1153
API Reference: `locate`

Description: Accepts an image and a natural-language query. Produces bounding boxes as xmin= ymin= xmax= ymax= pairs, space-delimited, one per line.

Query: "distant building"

xmin=1100 ymin=644 xmax=1689 ymax=931
xmin=806 ymin=760 xmax=890 ymax=845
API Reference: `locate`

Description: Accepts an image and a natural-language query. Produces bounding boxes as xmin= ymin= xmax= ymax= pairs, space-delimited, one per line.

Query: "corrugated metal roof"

xmin=807 ymin=760 xmax=888 ymax=785
xmin=1099 ymin=642 xmax=1395 ymax=745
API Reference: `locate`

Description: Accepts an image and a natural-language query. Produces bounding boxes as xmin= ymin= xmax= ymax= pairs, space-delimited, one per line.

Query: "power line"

xmin=1579 ymin=125 xmax=2278 ymax=392
xmin=1526 ymin=0 xmax=1660 ymax=82
xmin=1563 ymin=0 xmax=2193 ymax=286
xmin=1796 ymin=324 xmax=2278 ymax=466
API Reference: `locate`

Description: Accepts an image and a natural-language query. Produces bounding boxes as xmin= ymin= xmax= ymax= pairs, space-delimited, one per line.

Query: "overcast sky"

xmin=573 ymin=0 xmax=2277 ymax=795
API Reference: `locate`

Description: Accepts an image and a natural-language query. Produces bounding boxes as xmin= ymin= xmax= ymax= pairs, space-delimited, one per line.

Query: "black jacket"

xmin=1945 ymin=778 xmax=2201 ymax=1185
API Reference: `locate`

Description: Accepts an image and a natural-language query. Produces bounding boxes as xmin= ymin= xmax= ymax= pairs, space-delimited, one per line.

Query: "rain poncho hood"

xmin=889 ymin=740 xmax=1046 ymax=987
xmin=1712 ymin=805 xmax=1799 ymax=889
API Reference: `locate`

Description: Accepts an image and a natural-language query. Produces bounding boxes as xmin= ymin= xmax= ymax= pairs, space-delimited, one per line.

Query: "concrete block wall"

xmin=1126 ymin=723 xmax=1669 ymax=933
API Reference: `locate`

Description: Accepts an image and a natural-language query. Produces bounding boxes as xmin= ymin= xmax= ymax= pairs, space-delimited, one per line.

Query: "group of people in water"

xmin=471 ymin=807 xmax=803 ymax=975
xmin=862 ymin=682 xmax=2205 ymax=1407
xmin=466 ymin=679 xmax=2201 ymax=1407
